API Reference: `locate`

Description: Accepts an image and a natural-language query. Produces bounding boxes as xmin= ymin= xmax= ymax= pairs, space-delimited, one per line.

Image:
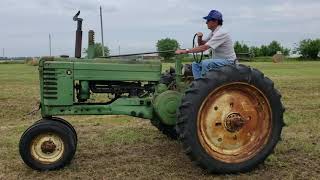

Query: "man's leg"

xmin=200 ymin=59 xmax=213 ymax=77
xmin=192 ymin=61 xmax=202 ymax=80
xmin=192 ymin=59 xmax=214 ymax=79
xmin=202 ymin=59 xmax=234 ymax=77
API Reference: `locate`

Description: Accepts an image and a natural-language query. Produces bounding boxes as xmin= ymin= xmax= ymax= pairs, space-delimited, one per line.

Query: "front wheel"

xmin=36 ymin=117 xmax=78 ymax=148
xmin=177 ymin=64 xmax=285 ymax=173
xmin=19 ymin=120 xmax=76 ymax=171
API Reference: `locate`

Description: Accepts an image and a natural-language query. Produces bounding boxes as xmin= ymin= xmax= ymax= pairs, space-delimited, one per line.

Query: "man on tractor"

xmin=175 ymin=10 xmax=237 ymax=79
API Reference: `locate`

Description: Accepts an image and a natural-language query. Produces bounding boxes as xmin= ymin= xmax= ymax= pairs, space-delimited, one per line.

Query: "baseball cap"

xmin=203 ymin=10 xmax=223 ymax=21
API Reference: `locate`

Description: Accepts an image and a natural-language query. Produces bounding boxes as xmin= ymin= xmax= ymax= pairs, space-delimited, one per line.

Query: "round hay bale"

xmin=272 ymin=51 xmax=285 ymax=63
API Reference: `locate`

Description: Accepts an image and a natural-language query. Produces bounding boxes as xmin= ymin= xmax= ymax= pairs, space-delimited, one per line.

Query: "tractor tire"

xmin=151 ymin=118 xmax=178 ymax=140
xmin=35 ymin=117 xmax=78 ymax=147
xmin=19 ymin=120 xmax=76 ymax=171
xmin=176 ymin=64 xmax=285 ymax=173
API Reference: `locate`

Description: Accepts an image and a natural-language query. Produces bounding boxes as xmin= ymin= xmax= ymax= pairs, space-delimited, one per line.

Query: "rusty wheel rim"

xmin=197 ymin=82 xmax=272 ymax=163
xmin=30 ymin=133 xmax=64 ymax=164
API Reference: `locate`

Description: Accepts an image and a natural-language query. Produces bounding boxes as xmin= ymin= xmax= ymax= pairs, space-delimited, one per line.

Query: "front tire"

xmin=177 ymin=64 xmax=285 ymax=173
xmin=35 ymin=117 xmax=78 ymax=148
xmin=19 ymin=120 xmax=76 ymax=171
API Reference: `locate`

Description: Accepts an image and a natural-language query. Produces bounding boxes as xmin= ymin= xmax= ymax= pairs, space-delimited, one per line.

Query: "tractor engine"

xmin=76 ymin=80 xmax=155 ymax=102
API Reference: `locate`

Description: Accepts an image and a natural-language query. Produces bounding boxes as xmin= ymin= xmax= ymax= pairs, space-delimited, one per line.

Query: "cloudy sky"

xmin=0 ymin=0 xmax=319 ymax=57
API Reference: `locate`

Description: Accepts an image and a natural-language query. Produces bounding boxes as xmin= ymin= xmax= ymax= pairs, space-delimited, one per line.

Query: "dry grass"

xmin=0 ymin=62 xmax=320 ymax=179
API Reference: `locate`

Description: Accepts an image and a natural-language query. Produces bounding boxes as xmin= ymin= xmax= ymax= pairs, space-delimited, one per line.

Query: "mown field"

xmin=0 ymin=61 xmax=319 ymax=179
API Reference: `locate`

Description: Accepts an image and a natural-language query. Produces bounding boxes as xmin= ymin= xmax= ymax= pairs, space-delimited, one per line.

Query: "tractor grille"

xmin=43 ymin=68 xmax=58 ymax=99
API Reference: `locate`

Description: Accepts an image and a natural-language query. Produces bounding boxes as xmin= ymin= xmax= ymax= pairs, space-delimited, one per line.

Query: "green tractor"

xmin=19 ymin=12 xmax=285 ymax=173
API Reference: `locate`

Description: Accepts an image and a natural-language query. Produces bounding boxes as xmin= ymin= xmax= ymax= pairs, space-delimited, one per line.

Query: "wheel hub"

xmin=41 ymin=140 xmax=57 ymax=154
xmin=31 ymin=133 xmax=65 ymax=164
xmin=224 ymin=113 xmax=246 ymax=133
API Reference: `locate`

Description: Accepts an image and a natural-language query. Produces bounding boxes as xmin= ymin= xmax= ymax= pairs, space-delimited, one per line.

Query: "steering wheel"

xmin=192 ymin=33 xmax=204 ymax=63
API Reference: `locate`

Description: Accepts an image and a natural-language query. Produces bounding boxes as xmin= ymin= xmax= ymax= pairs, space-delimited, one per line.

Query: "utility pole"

xmin=2 ymin=48 xmax=4 ymax=57
xmin=49 ymin=34 xmax=52 ymax=56
xmin=100 ymin=6 xmax=105 ymax=56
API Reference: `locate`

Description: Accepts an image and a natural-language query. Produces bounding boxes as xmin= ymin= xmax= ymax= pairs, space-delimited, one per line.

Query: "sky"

xmin=0 ymin=0 xmax=319 ymax=57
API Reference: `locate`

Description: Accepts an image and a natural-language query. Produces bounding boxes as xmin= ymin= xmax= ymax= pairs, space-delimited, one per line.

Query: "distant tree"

xmin=260 ymin=45 xmax=269 ymax=56
xmin=296 ymin=39 xmax=320 ymax=59
xmin=84 ymin=43 xmax=110 ymax=57
xmin=282 ymin=48 xmax=290 ymax=56
xmin=243 ymin=44 xmax=249 ymax=53
xmin=234 ymin=41 xmax=242 ymax=53
xmin=249 ymin=46 xmax=261 ymax=57
xmin=268 ymin=41 xmax=283 ymax=56
xmin=234 ymin=41 xmax=250 ymax=53
xmin=156 ymin=38 xmax=180 ymax=60
xmin=265 ymin=41 xmax=290 ymax=56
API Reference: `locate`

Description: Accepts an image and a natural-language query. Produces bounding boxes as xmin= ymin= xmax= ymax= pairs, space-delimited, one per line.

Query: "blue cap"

xmin=203 ymin=10 xmax=223 ymax=21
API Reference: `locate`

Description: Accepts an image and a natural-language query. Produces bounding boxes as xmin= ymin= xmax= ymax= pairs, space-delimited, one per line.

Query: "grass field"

xmin=0 ymin=61 xmax=319 ymax=179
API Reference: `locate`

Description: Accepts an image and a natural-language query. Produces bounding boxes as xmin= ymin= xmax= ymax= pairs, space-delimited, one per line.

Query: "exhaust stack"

xmin=73 ymin=11 xmax=83 ymax=58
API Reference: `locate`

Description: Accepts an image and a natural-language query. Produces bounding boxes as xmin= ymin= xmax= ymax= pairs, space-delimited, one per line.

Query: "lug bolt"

xmin=233 ymin=135 xmax=237 ymax=140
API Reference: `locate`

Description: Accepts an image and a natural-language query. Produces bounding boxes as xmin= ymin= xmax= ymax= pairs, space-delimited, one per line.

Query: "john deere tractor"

xmin=19 ymin=11 xmax=285 ymax=173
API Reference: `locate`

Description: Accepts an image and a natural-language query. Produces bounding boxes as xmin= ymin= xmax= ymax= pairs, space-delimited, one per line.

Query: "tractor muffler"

xmin=73 ymin=11 xmax=83 ymax=58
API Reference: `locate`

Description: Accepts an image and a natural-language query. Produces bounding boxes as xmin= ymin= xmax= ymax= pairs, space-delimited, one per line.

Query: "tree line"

xmin=85 ymin=38 xmax=320 ymax=60
xmin=234 ymin=39 xmax=320 ymax=59
xmin=156 ymin=38 xmax=319 ymax=60
xmin=234 ymin=41 xmax=290 ymax=57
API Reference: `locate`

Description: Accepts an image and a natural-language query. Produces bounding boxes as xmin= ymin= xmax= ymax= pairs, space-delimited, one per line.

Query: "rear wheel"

xmin=177 ymin=64 xmax=285 ymax=173
xmin=151 ymin=117 xmax=178 ymax=140
xmin=19 ymin=120 xmax=76 ymax=170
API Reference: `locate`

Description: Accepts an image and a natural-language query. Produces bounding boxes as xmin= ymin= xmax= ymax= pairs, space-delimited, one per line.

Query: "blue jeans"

xmin=192 ymin=59 xmax=234 ymax=79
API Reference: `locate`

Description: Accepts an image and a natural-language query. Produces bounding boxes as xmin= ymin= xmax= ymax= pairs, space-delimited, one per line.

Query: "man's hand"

xmin=175 ymin=49 xmax=189 ymax=54
xmin=196 ymin=32 xmax=203 ymax=37
xmin=197 ymin=32 xmax=205 ymax=46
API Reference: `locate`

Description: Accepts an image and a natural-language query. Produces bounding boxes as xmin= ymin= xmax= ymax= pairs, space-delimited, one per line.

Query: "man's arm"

xmin=175 ymin=44 xmax=210 ymax=54
xmin=177 ymin=31 xmax=228 ymax=55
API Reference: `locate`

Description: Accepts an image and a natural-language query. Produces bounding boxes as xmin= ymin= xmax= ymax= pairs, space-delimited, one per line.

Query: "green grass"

xmin=0 ymin=62 xmax=320 ymax=179
xmin=0 ymin=60 xmax=25 ymax=64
